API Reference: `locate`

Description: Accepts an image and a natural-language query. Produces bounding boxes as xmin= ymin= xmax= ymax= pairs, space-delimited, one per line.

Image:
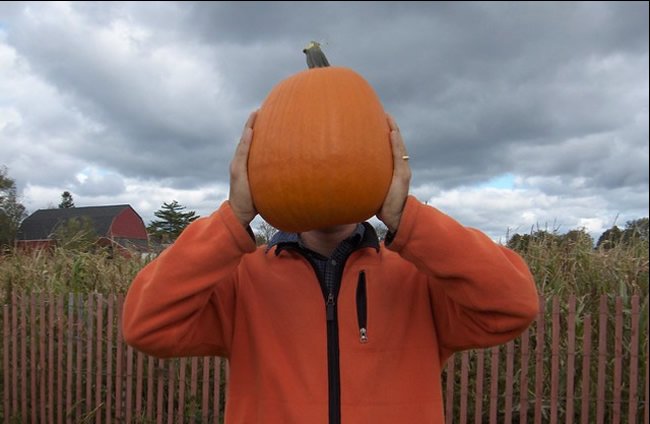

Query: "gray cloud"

xmin=73 ymin=172 xmax=126 ymax=197
xmin=0 ymin=1 xmax=647 ymax=239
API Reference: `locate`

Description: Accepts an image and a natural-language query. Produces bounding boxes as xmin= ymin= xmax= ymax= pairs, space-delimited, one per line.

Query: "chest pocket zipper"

xmin=356 ymin=270 xmax=368 ymax=343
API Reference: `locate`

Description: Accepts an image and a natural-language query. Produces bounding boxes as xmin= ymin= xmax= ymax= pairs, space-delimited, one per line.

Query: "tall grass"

xmin=2 ymin=229 xmax=647 ymax=300
xmin=510 ymin=230 xmax=648 ymax=306
xmin=0 ymin=232 xmax=647 ymax=421
xmin=501 ymin=232 xmax=648 ymax=422
xmin=0 ymin=247 xmax=147 ymax=303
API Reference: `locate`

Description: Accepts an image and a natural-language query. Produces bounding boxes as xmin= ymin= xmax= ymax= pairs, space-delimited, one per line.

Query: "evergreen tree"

xmin=596 ymin=225 xmax=623 ymax=250
xmin=147 ymin=200 xmax=199 ymax=243
xmin=0 ymin=166 xmax=27 ymax=248
xmin=59 ymin=191 xmax=75 ymax=208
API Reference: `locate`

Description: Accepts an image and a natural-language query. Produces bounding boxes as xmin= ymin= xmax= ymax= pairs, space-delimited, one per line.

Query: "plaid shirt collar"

xmin=267 ymin=222 xmax=380 ymax=256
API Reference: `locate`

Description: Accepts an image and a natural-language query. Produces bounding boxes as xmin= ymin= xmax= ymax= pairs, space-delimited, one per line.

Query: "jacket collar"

xmin=267 ymin=222 xmax=380 ymax=255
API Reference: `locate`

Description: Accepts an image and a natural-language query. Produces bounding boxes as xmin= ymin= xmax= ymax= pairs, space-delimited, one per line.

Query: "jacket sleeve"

xmin=386 ymin=196 xmax=539 ymax=360
xmin=122 ymin=201 xmax=256 ymax=358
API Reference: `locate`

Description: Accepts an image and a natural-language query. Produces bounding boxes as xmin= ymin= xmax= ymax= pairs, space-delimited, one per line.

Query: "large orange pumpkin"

xmin=248 ymin=42 xmax=393 ymax=232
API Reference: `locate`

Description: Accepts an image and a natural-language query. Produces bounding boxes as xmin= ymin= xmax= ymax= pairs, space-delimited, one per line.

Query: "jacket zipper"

xmin=302 ymin=256 xmax=343 ymax=424
xmin=356 ymin=271 xmax=368 ymax=343
xmin=325 ymin=289 xmax=340 ymax=424
xmin=276 ymin=226 xmax=378 ymax=423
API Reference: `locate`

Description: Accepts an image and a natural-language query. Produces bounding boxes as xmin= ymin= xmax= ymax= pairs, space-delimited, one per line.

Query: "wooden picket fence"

xmin=0 ymin=293 xmax=648 ymax=423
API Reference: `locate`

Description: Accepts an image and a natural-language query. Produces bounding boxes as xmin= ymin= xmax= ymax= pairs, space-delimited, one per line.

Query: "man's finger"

xmin=387 ymin=113 xmax=399 ymax=132
xmin=387 ymin=115 xmax=410 ymax=178
xmin=232 ymin=111 xmax=258 ymax=174
xmin=244 ymin=110 xmax=258 ymax=131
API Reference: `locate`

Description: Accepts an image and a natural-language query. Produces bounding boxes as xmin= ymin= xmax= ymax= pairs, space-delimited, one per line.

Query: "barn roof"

xmin=16 ymin=205 xmax=134 ymax=240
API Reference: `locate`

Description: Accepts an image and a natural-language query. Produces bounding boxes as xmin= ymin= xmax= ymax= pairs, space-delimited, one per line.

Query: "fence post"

xmin=489 ymin=346 xmax=499 ymax=424
xmin=551 ymin=296 xmax=560 ymax=424
xmin=66 ymin=293 xmax=74 ymax=424
xmin=178 ymin=357 xmax=187 ymax=423
xmin=85 ymin=294 xmax=94 ymax=419
xmin=566 ymin=295 xmax=576 ymax=424
xmin=580 ymin=314 xmax=592 ymax=424
xmin=3 ymin=303 xmax=10 ymax=423
xmin=125 ymin=344 xmax=133 ymax=423
xmin=48 ymin=293 xmax=55 ymax=424
xmin=534 ymin=296 xmax=545 ymax=424
xmin=460 ymin=351 xmax=469 ymax=424
xmin=11 ymin=293 xmax=17 ymax=421
xmin=30 ymin=295 xmax=37 ymax=424
xmin=613 ymin=297 xmax=623 ymax=424
xmin=54 ymin=296 xmax=62 ymax=424
xmin=520 ymin=327 xmax=530 ymax=424
xmin=105 ymin=295 xmax=114 ymax=424
xmin=505 ymin=340 xmax=514 ymax=424
xmin=20 ymin=295 xmax=27 ymax=424
xmin=75 ymin=293 xmax=83 ymax=422
xmin=628 ymin=295 xmax=639 ymax=422
xmin=202 ymin=357 xmax=211 ymax=423
xmin=95 ymin=293 xmax=103 ymax=424
xmin=474 ymin=349 xmax=484 ymax=424
xmin=596 ymin=295 xmax=608 ymax=424
xmin=446 ymin=355 xmax=455 ymax=423
xmin=115 ymin=294 xmax=124 ymax=423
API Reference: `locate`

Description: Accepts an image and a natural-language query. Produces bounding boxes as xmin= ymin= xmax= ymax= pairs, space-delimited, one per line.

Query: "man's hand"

xmin=377 ymin=114 xmax=411 ymax=233
xmin=229 ymin=111 xmax=258 ymax=227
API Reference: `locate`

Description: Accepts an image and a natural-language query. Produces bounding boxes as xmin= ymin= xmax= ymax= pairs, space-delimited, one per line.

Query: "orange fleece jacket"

xmin=123 ymin=196 xmax=539 ymax=423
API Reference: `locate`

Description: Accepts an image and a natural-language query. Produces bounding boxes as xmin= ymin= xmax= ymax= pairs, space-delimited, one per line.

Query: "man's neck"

xmin=300 ymin=224 xmax=358 ymax=258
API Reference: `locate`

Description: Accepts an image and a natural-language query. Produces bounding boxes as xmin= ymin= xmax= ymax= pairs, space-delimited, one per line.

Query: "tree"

xmin=623 ymin=218 xmax=649 ymax=244
xmin=560 ymin=228 xmax=594 ymax=250
xmin=596 ymin=225 xmax=623 ymax=250
xmin=597 ymin=219 xmax=649 ymax=250
xmin=147 ymin=201 xmax=199 ymax=243
xmin=507 ymin=229 xmax=564 ymax=252
xmin=52 ymin=216 xmax=97 ymax=251
xmin=507 ymin=233 xmax=532 ymax=252
xmin=530 ymin=229 xmax=562 ymax=247
xmin=374 ymin=222 xmax=388 ymax=242
xmin=58 ymin=191 xmax=75 ymax=208
xmin=254 ymin=220 xmax=278 ymax=246
xmin=0 ymin=166 xmax=27 ymax=248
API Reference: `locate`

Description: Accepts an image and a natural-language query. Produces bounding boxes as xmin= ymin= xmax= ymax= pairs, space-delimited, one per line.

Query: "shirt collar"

xmin=267 ymin=222 xmax=379 ymax=255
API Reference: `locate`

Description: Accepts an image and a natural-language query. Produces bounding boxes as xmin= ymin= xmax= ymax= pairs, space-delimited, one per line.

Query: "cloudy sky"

xmin=0 ymin=1 xmax=648 ymax=241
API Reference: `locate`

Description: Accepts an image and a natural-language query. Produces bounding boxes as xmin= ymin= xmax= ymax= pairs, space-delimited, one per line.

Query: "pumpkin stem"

xmin=303 ymin=41 xmax=330 ymax=68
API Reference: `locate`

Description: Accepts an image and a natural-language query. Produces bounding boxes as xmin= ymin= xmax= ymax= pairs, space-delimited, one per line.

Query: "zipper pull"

xmin=359 ymin=328 xmax=368 ymax=343
xmin=356 ymin=270 xmax=368 ymax=343
xmin=326 ymin=292 xmax=335 ymax=321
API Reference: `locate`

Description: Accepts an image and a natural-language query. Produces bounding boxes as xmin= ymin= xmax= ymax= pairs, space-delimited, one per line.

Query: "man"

xmin=123 ymin=112 xmax=539 ymax=423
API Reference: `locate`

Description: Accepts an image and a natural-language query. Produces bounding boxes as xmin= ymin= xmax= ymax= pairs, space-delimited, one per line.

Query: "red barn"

xmin=15 ymin=205 xmax=148 ymax=253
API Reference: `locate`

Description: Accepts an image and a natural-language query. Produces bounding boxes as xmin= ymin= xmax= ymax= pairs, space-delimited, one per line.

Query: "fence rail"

xmin=1 ymin=293 xmax=648 ymax=423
